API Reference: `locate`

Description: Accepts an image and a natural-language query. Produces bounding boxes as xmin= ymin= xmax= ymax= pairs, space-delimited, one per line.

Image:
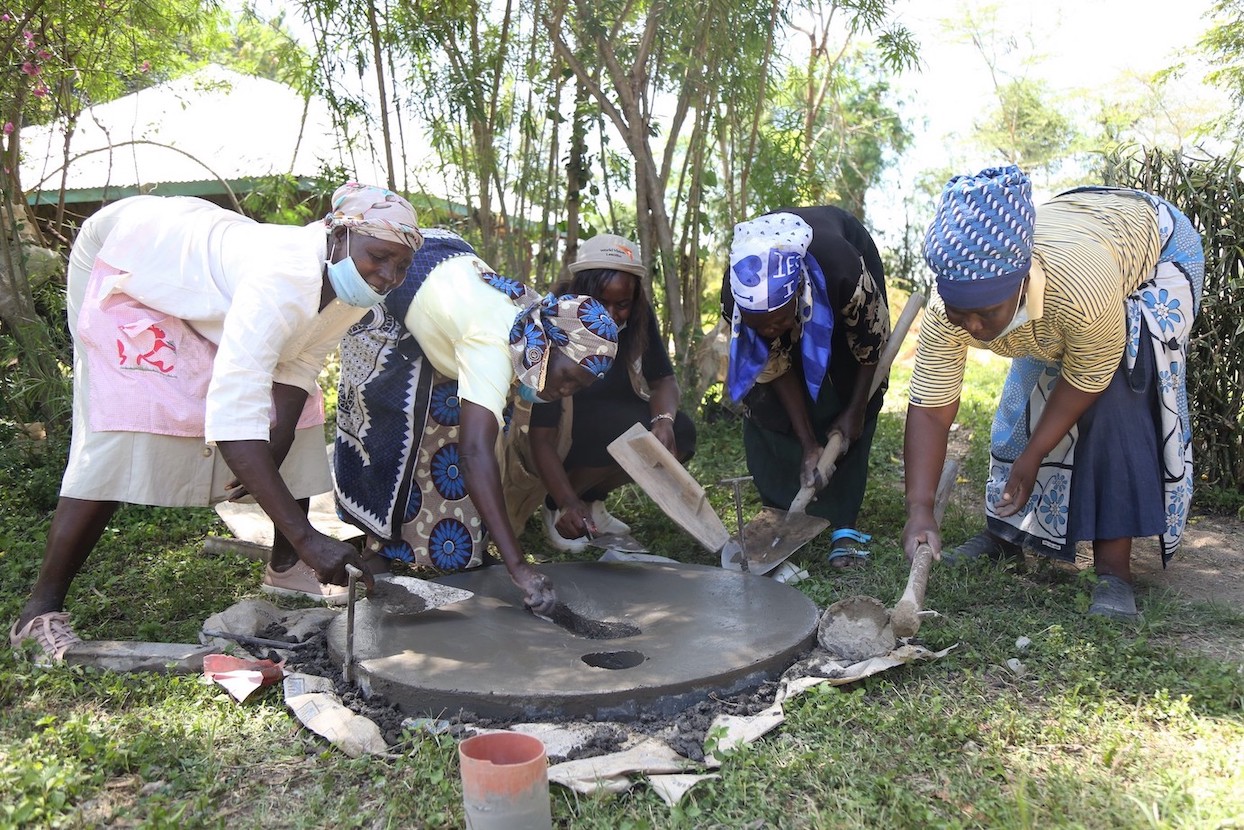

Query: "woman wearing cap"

xmin=723 ymin=208 xmax=891 ymax=567
xmin=333 ymin=231 xmax=618 ymax=614
xmin=10 ymin=183 xmax=422 ymax=663
xmin=904 ymin=165 xmax=1204 ymax=620
xmin=511 ymin=234 xmax=696 ymax=550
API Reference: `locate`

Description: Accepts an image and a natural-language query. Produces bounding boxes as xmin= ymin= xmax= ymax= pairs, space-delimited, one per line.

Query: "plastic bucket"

xmin=458 ymin=732 xmax=552 ymax=830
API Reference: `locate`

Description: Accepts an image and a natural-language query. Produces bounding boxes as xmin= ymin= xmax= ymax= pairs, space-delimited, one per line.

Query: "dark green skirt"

xmin=742 ymin=379 xmax=877 ymax=529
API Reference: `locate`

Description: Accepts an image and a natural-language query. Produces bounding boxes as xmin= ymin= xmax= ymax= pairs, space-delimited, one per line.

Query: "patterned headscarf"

xmin=729 ymin=213 xmax=810 ymax=312
xmin=323 ymin=182 xmax=424 ymax=250
xmin=471 ymin=268 xmax=618 ymax=391
xmin=923 ymin=165 xmax=1034 ymax=308
xmin=726 ymin=213 xmax=834 ymax=403
xmin=510 ymin=292 xmax=619 ymax=391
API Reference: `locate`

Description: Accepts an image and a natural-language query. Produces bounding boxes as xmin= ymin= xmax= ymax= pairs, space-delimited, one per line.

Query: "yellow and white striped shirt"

xmin=909 ymin=190 xmax=1160 ymax=408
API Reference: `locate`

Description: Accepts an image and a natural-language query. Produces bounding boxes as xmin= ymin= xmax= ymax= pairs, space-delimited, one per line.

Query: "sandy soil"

xmin=1131 ymin=516 xmax=1243 ymax=610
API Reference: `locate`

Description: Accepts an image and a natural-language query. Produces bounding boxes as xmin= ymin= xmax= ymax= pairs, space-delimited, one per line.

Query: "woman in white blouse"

xmin=10 ymin=184 xmax=422 ymax=664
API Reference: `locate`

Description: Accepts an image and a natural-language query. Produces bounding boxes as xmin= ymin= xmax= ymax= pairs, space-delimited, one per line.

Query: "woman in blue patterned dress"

xmin=334 ymin=231 xmax=618 ymax=614
xmin=903 ymin=165 xmax=1204 ymax=620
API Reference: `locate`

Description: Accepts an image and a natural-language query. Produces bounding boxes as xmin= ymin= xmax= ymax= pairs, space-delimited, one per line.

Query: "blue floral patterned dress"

xmin=986 ymin=189 xmax=1204 ymax=563
xmin=334 ymin=232 xmax=517 ymax=570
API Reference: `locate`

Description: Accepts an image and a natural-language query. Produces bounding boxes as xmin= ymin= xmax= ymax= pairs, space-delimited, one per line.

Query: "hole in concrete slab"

xmin=581 ymin=650 xmax=645 ymax=670
xmin=538 ymin=603 xmax=640 ymax=640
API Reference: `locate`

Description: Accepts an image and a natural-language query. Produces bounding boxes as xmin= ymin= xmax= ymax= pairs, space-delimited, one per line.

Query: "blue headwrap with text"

xmin=726 ymin=213 xmax=834 ymax=403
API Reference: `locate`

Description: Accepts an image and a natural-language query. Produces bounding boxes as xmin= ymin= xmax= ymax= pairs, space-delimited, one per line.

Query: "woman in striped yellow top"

xmin=903 ymin=165 xmax=1204 ymax=620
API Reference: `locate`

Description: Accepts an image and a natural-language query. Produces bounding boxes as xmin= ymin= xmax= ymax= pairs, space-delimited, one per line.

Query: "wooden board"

xmin=607 ymin=423 xmax=731 ymax=553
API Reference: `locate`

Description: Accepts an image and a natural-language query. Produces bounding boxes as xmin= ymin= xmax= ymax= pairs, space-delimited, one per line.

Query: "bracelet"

xmin=650 ymin=412 xmax=675 ymax=426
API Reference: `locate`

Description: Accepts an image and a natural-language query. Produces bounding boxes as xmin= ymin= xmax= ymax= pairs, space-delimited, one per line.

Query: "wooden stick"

xmin=891 ymin=458 xmax=959 ymax=638
xmin=786 ymin=293 xmax=925 ymax=516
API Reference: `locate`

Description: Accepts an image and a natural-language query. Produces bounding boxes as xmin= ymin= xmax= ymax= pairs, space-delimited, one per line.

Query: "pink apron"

xmin=77 ymin=258 xmax=322 ymax=437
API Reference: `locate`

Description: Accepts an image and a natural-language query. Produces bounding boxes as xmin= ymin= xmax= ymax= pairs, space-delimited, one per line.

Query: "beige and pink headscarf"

xmin=323 ymin=182 xmax=423 ymax=250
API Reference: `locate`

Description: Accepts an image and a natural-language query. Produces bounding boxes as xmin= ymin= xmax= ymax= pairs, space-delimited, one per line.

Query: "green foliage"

xmin=976 ymin=78 xmax=1078 ymax=172
xmin=0 ymin=275 xmax=71 ymax=433
xmin=1200 ymin=0 xmax=1244 ymax=135
xmin=1 ymin=0 xmax=217 ymax=154
xmin=238 ymin=167 xmax=351 ymax=226
xmin=188 ymin=7 xmax=313 ymax=87
xmin=1103 ymin=148 xmax=1244 ymax=506
xmin=745 ymin=49 xmax=911 ymax=220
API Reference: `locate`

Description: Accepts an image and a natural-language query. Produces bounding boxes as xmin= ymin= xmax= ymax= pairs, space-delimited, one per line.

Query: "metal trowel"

xmin=740 ymin=293 xmax=926 ymax=573
xmin=366 ymin=574 xmax=475 ymax=615
xmin=583 ymin=530 xmax=649 ymax=553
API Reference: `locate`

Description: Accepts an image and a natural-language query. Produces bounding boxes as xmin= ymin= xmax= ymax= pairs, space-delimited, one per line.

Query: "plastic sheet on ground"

xmin=647 ymin=773 xmax=720 ymax=807
xmin=508 ymin=722 xmax=615 ymax=759
xmin=203 ymin=654 xmax=284 ymax=703
xmin=704 ymin=644 xmax=958 ymax=764
xmin=547 ymin=738 xmax=693 ymax=794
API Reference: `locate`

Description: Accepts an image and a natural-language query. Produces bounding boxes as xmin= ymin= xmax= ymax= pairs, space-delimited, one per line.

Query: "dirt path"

xmin=1131 ymin=515 xmax=1243 ymax=611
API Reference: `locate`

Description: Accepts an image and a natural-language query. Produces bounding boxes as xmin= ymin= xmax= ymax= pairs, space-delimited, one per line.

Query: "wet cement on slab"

xmin=326 ymin=561 xmax=819 ymax=721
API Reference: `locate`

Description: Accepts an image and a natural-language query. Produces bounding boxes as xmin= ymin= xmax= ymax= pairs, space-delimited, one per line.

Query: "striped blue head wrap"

xmin=924 ymin=165 xmax=1034 ymax=308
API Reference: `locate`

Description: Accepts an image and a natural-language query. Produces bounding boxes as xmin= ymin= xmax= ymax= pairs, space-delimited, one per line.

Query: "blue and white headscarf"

xmin=508 ymin=291 xmax=618 ymax=391
xmin=924 ymin=164 xmax=1035 ymax=308
xmin=726 ymin=213 xmax=834 ymax=402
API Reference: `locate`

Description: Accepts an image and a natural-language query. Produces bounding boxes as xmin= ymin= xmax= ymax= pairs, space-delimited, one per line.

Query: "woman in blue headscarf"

xmin=903 ymin=165 xmax=1204 ymax=620
xmin=722 ymin=207 xmax=891 ymax=567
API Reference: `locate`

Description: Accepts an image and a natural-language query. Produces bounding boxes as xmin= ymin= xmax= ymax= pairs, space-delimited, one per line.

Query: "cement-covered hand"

xmin=514 ymin=563 xmax=556 ymax=615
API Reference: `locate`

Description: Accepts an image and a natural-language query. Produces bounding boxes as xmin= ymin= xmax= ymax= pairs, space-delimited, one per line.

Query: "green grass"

xmin=1 ymin=359 xmax=1242 ymax=828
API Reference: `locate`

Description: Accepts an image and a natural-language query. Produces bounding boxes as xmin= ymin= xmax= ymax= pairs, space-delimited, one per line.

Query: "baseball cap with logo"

xmin=570 ymin=233 xmax=646 ymax=277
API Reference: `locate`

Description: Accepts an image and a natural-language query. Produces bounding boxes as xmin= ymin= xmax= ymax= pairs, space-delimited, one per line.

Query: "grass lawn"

xmin=1 ymin=360 xmax=1242 ymax=829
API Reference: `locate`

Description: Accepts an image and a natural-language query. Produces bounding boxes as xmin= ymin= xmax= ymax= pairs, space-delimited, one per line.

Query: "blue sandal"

xmin=827 ymin=528 xmax=871 ymax=568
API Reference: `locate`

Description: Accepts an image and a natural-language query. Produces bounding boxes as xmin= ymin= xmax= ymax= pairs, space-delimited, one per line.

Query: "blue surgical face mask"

xmin=326 ymin=232 xmax=387 ymax=308
xmin=517 ymin=382 xmax=544 ymax=403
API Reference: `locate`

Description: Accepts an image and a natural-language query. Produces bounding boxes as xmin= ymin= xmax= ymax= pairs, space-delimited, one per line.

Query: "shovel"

xmin=740 ymin=293 xmax=927 ymax=573
xmin=817 ymin=457 xmax=958 ymax=662
xmin=342 ymin=564 xmax=474 ymax=684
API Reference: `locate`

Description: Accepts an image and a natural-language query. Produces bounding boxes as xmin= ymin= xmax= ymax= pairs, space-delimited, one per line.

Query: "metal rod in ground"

xmin=719 ymin=476 xmax=753 ymax=573
xmin=202 ymin=630 xmax=313 ymax=651
xmin=344 ymin=564 xmax=362 ymax=685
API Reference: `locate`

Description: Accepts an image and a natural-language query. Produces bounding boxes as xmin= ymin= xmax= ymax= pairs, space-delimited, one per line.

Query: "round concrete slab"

xmin=327 ymin=562 xmax=820 ymax=720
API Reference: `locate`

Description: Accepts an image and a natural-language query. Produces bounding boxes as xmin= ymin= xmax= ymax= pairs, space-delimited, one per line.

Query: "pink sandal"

xmin=9 ymin=612 xmax=83 ymax=665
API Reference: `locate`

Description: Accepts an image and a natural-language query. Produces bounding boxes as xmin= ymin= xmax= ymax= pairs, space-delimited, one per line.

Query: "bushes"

xmin=1104 ymin=149 xmax=1244 ymax=512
